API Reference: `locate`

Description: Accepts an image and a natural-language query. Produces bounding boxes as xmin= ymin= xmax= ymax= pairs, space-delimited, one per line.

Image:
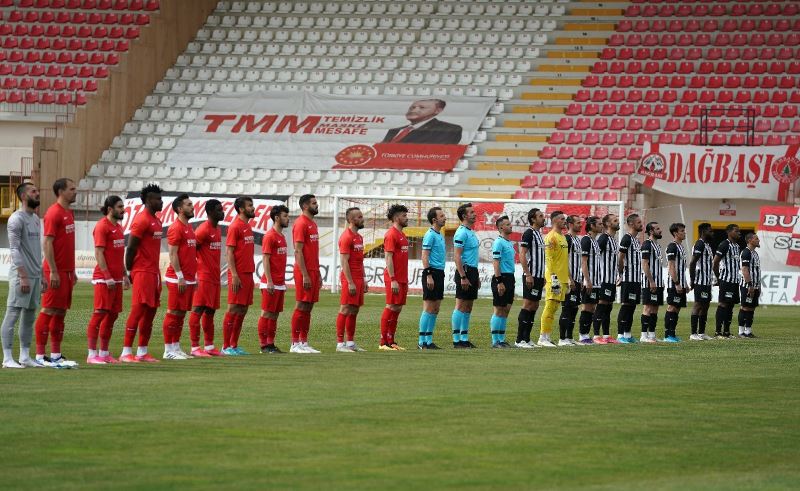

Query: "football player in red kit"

xmin=380 ymin=204 xmax=410 ymax=351
xmin=336 ymin=207 xmax=369 ymax=352
xmin=257 ymin=204 xmax=290 ymax=354
xmin=162 ymin=194 xmax=197 ymax=360
xmin=85 ymin=195 xmax=129 ymax=365
xmin=290 ymin=194 xmax=322 ymax=354
xmin=188 ymin=199 xmax=225 ymax=357
xmin=120 ymin=184 xmax=163 ymax=363
xmin=222 ymin=196 xmax=256 ymax=355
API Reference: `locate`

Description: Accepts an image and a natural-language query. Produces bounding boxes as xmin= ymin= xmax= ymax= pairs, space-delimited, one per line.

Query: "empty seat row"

xmin=583 ymin=74 xmax=800 ymax=90
xmin=2 ymin=11 xmax=149 ymax=25
xmin=624 ymin=3 xmax=797 ymax=18
xmin=598 ymin=46 xmax=800 ymax=62
xmin=1 ymin=77 xmax=100 ymax=91
xmin=195 ymin=27 xmax=547 ymax=46
xmin=530 ymin=161 xmax=635 ymax=176
xmin=0 ymin=63 xmax=109 ymax=78
xmin=207 ymin=14 xmax=555 ymax=32
xmin=183 ymin=40 xmax=541 ymax=60
xmin=2 ymin=50 xmax=121 ymax=65
xmin=521 ymin=175 xmax=627 ymax=191
xmin=0 ymin=38 xmax=130 ymax=53
xmin=565 ymin=103 xmax=798 ymax=119
xmin=608 ymin=32 xmax=800 ymax=48
xmin=618 ymin=17 xmax=800 ymax=34
xmin=0 ymin=90 xmax=87 ymax=104
xmin=0 ymin=24 xmax=142 ymax=40
xmin=514 ymin=190 xmax=622 ymax=202
xmin=214 ymin=1 xmax=563 ymax=17
xmin=2 ymin=0 xmax=159 ymax=10
xmin=575 ymin=88 xmax=800 ymax=105
xmin=591 ymin=60 xmax=800 ymax=76
xmin=539 ymin=146 xmax=644 ymax=161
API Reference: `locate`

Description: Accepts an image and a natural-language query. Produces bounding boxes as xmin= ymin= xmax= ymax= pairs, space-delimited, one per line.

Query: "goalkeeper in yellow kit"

xmin=538 ymin=211 xmax=569 ymax=347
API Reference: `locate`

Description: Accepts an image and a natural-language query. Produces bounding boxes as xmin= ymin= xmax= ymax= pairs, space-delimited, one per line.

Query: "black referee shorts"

xmin=599 ymin=282 xmax=617 ymax=302
xmin=563 ymin=287 xmax=581 ymax=308
xmin=693 ymin=285 xmax=712 ymax=305
xmin=454 ymin=266 xmax=480 ymax=300
xmin=641 ymin=286 xmax=664 ymax=306
xmin=522 ymin=276 xmax=546 ymax=301
xmin=620 ymin=281 xmax=641 ymax=304
xmin=667 ymin=288 xmax=687 ymax=308
xmin=581 ymin=287 xmax=600 ymax=305
xmin=740 ymin=286 xmax=760 ymax=308
xmin=422 ymin=268 xmax=445 ymax=301
xmin=491 ymin=273 xmax=515 ymax=306
xmin=719 ymin=281 xmax=740 ymax=305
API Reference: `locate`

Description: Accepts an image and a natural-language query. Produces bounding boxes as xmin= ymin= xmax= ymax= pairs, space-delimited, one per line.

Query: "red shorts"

xmin=340 ymin=276 xmax=365 ymax=307
xmin=385 ymin=282 xmax=409 ymax=306
xmin=227 ymin=272 xmax=254 ymax=306
xmin=192 ymin=278 xmax=221 ymax=310
xmin=294 ymin=267 xmax=321 ymax=303
xmin=92 ymin=282 xmax=123 ymax=313
xmin=167 ymin=282 xmax=196 ymax=311
xmin=41 ymin=270 xmax=75 ymax=310
xmin=260 ymin=287 xmax=286 ymax=313
xmin=131 ymin=271 xmax=162 ymax=308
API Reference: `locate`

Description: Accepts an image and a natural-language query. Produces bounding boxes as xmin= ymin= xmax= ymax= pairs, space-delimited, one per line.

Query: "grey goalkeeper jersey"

xmin=7 ymin=209 xmax=42 ymax=279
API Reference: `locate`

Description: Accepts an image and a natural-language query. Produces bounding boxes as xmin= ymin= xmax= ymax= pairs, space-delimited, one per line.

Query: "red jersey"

xmin=338 ymin=227 xmax=364 ymax=280
xmin=165 ymin=219 xmax=197 ymax=283
xmin=226 ymin=216 xmax=255 ymax=274
xmin=92 ymin=217 xmax=125 ymax=281
xmin=43 ymin=202 xmax=75 ymax=273
xmin=261 ymin=228 xmax=287 ymax=286
xmin=195 ymin=220 xmax=222 ymax=282
xmin=384 ymin=226 xmax=409 ymax=284
xmin=129 ymin=209 xmax=163 ymax=274
xmin=292 ymin=214 xmax=319 ymax=270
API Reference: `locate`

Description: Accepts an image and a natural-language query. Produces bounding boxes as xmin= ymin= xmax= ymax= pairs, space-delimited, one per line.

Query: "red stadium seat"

xmin=549 ymin=191 xmax=565 ymax=201
xmin=540 ymin=176 xmax=555 ymax=189
xmin=592 ymin=177 xmax=609 ymax=190
xmin=575 ymin=176 xmax=591 ymax=189
xmin=584 ymin=162 xmax=600 ymax=174
xmin=521 ymin=176 xmax=538 ymax=189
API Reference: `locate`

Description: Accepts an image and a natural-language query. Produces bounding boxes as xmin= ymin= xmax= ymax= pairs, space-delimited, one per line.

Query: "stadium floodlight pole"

xmin=330 ymin=194 xmax=624 ymax=294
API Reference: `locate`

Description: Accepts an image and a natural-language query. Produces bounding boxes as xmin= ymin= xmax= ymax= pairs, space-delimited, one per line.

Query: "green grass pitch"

xmin=1 ymin=282 xmax=798 ymax=490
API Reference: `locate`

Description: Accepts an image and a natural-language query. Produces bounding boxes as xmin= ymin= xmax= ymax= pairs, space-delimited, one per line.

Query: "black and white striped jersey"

xmin=597 ymin=232 xmax=618 ymax=285
xmin=581 ymin=234 xmax=602 ymax=285
xmin=740 ymin=248 xmax=760 ymax=288
xmin=520 ymin=227 xmax=545 ymax=279
xmin=715 ymin=239 xmax=741 ymax=284
xmin=691 ymin=238 xmax=714 ymax=286
xmin=666 ymin=241 xmax=689 ymax=289
xmin=618 ymin=232 xmax=641 ymax=283
xmin=567 ymin=233 xmax=583 ymax=284
xmin=640 ymin=238 xmax=664 ymax=288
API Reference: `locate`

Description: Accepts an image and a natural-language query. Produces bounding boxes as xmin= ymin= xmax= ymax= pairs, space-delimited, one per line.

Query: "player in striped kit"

xmin=490 ymin=216 xmax=516 ymax=348
xmin=559 ymin=215 xmax=583 ymax=345
xmin=516 ymin=208 xmax=545 ymax=348
xmin=688 ymin=223 xmax=715 ymax=341
xmin=419 ymin=207 xmax=446 ymax=350
xmin=713 ymin=224 xmax=741 ymax=339
xmin=582 ymin=216 xmax=614 ymax=344
xmin=664 ymin=223 xmax=688 ymax=343
xmin=597 ymin=214 xmax=621 ymax=343
xmin=616 ymin=214 xmax=643 ymax=343
xmin=737 ymin=233 xmax=761 ymax=338
xmin=640 ymin=222 xmax=664 ymax=343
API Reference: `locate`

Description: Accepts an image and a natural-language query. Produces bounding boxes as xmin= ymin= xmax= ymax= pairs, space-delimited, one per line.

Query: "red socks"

xmin=99 ymin=312 xmax=117 ymax=351
xmin=35 ymin=312 xmax=53 ymax=355
xmin=290 ymin=309 xmax=302 ymax=344
xmin=188 ymin=311 xmax=202 ymax=348
xmin=222 ymin=312 xmax=235 ymax=349
xmin=138 ymin=307 xmax=157 ymax=347
xmin=336 ymin=313 xmax=347 ymax=343
xmin=49 ymin=314 xmax=65 ymax=354
xmin=124 ymin=303 xmax=144 ymax=347
xmin=162 ymin=312 xmax=185 ymax=344
xmin=232 ymin=313 xmax=245 ymax=348
xmin=87 ymin=312 xmax=105 ymax=350
xmin=380 ymin=308 xmax=400 ymax=345
xmin=257 ymin=316 xmax=277 ymax=347
xmin=345 ymin=314 xmax=357 ymax=342
xmin=201 ymin=312 xmax=215 ymax=346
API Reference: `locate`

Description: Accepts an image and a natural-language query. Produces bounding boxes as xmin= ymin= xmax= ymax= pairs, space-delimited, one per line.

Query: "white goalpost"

xmin=329 ymin=194 xmax=625 ymax=295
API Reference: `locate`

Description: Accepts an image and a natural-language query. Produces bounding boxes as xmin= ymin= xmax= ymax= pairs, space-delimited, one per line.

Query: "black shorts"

xmin=581 ymin=287 xmax=600 ymax=305
xmin=667 ymin=288 xmax=687 ymax=308
xmin=620 ymin=282 xmax=641 ymax=304
xmin=599 ymin=282 xmax=617 ymax=302
xmin=491 ymin=274 xmax=515 ymax=306
xmin=740 ymin=286 xmax=760 ymax=308
xmin=522 ymin=276 xmax=546 ymax=301
xmin=719 ymin=281 xmax=740 ymax=305
xmin=454 ymin=266 xmax=480 ymax=300
xmin=693 ymin=285 xmax=712 ymax=304
xmin=422 ymin=268 xmax=445 ymax=301
xmin=563 ymin=288 xmax=581 ymax=308
xmin=641 ymin=286 xmax=664 ymax=306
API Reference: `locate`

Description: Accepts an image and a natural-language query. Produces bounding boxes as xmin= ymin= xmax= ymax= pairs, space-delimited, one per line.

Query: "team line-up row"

xmin=1 ymin=179 xmax=761 ymax=369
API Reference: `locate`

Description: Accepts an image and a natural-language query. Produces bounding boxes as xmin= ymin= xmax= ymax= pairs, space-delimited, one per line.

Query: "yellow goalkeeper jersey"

xmin=544 ymin=229 xmax=569 ymax=301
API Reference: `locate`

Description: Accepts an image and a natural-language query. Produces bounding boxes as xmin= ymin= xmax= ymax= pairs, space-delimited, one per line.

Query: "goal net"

xmin=328 ymin=194 xmax=625 ymax=297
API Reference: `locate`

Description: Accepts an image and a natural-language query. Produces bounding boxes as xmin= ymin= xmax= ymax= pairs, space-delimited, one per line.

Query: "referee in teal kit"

xmin=419 ymin=207 xmax=446 ymax=350
xmin=490 ymin=216 xmax=516 ymax=348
